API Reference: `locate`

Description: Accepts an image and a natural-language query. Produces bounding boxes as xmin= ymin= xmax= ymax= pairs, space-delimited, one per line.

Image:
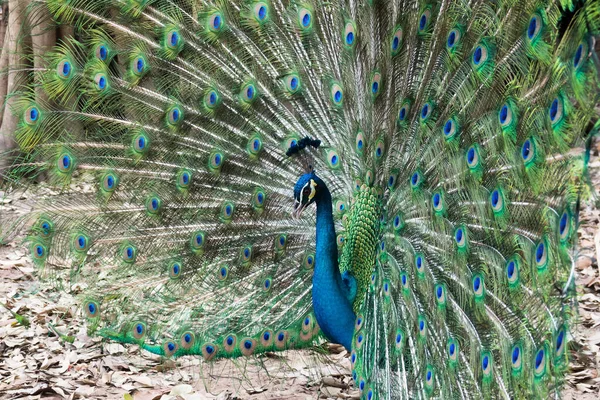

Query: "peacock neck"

xmin=312 ymin=186 xmax=355 ymax=351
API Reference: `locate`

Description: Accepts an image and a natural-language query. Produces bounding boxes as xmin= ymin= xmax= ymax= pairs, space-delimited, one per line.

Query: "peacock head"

xmin=292 ymin=172 xmax=324 ymax=218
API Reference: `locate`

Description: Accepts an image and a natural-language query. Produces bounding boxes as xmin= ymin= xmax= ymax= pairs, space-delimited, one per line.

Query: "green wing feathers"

xmin=1 ymin=0 xmax=599 ymax=399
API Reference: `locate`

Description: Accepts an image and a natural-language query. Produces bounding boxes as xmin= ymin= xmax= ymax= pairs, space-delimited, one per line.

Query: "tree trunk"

xmin=0 ymin=0 xmax=30 ymax=172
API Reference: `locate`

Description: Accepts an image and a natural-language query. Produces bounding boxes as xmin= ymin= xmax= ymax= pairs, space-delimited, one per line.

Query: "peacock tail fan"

xmin=0 ymin=0 xmax=598 ymax=398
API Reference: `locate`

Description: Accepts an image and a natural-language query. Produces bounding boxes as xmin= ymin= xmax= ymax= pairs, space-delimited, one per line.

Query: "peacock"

xmin=1 ymin=0 xmax=599 ymax=398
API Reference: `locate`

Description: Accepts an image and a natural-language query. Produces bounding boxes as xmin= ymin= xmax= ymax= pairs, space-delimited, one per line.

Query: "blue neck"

xmin=311 ymin=186 xmax=355 ymax=350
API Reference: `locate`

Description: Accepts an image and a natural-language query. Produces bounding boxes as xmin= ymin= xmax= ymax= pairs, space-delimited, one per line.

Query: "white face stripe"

xmin=298 ymin=182 xmax=310 ymax=205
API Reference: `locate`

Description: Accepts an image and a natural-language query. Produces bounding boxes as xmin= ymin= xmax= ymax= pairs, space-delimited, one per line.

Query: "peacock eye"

xmin=303 ymin=187 xmax=311 ymax=196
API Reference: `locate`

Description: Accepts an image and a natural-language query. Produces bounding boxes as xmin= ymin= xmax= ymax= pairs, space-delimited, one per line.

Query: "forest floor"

xmin=0 ymin=140 xmax=599 ymax=400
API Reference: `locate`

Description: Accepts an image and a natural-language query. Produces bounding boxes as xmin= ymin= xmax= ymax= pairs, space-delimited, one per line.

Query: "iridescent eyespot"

xmin=84 ymin=300 xmax=99 ymax=318
xmin=424 ymin=365 xmax=435 ymax=392
xmin=133 ymin=133 xmax=149 ymax=154
xmin=364 ymin=169 xmax=374 ymax=186
xmin=391 ymin=26 xmax=403 ymax=55
xmin=398 ymin=103 xmax=410 ymax=122
xmin=303 ymin=252 xmax=315 ymax=269
xmin=534 ymin=238 xmax=548 ymax=270
xmin=121 ymin=244 xmax=137 ymax=263
xmin=37 ymin=218 xmax=54 ymax=238
xmin=202 ymin=344 xmax=217 ymax=361
xmin=240 ymin=245 xmax=252 ymax=262
xmin=395 ymin=329 xmax=404 ymax=351
xmin=388 ymin=171 xmax=399 ymax=190
xmin=359 ymin=378 xmax=366 ymax=392
xmin=355 ymin=131 xmax=365 ymax=153
xmin=241 ymin=83 xmax=257 ymax=103
xmin=191 ymin=231 xmax=206 ymax=252
xmin=435 ymin=284 xmax=446 ymax=305
xmin=204 ymin=89 xmax=220 ymax=109
xmin=163 ymin=341 xmax=178 ymax=357
xmin=472 ymin=44 xmax=489 ymax=67
xmin=371 ymin=72 xmax=382 ymax=97
xmin=466 ymin=145 xmax=481 ymax=169
xmin=549 ymin=96 xmax=563 ymax=124
xmin=382 ymin=279 xmax=391 ymax=296
xmin=275 ymin=330 xmax=288 ymax=349
xmin=555 ymin=326 xmax=566 ymax=359
xmin=393 ymin=214 xmax=404 ymax=231
xmin=282 ymin=135 xmax=300 ymax=153
xmin=298 ymin=7 xmax=313 ymax=30
xmin=337 ymin=234 xmax=345 ymax=247
xmin=559 ymin=210 xmax=571 ymax=242
xmin=57 ymin=153 xmax=74 ymax=173
xmin=334 ymin=199 xmax=347 ymax=215
xmin=146 ymin=196 xmax=161 ymax=214
xmin=499 ymin=103 xmax=513 ymax=127
xmin=166 ymin=29 xmax=181 ymax=49
xmin=573 ymin=42 xmax=587 ymax=69
xmin=506 ymin=258 xmax=520 ymax=287
xmin=490 ymin=188 xmax=504 ymax=214
xmin=527 ymin=14 xmax=542 ymax=41
xmin=374 ymin=139 xmax=385 ymax=160
xmin=169 ymin=261 xmax=182 ymax=279
xmin=57 ymin=59 xmax=72 ymax=79
xmin=447 ymin=339 xmax=458 ymax=364
xmin=74 ymin=234 xmax=90 ymax=252
xmin=176 ymin=170 xmax=191 ymax=189
xmin=247 ymin=135 xmax=263 ymax=157
xmin=253 ymin=2 xmax=269 ymax=23
xmin=96 ymin=44 xmax=109 ymax=61
xmin=181 ymin=331 xmax=195 ymax=350
xmin=218 ymin=264 xmax=228 ymax=280
xmin=534 ymin=347 xmax=547 ymax=378
xmin=101 ymin=172 xmax=118 ymax=192
xmin=208 ymin=12 xmax=224 ymax=32
xmin=410 ymin=171 xmax=422 ymax=188
xmin=284 ymin=74 xmax=301 ymax=94
xmin=261 ymin=330 xmax=273 ymax=347
xmin=443 ymin=118 xmax=458 ymax=139
xmin=24 ymin=106 xmax=40 ymax=125
xmin=263 ymin=278 xmax=272 ymax=291
xmin=472 ymin=274 xmax=484 ymax=299
xmin=420 ymin=102 xmax=433 ymax=121
xmin=275 ymin=234 xmax=287 ymax=250
xmin=94 ymin=73 xmax=108 ymax=91
xmin=455 ymin=226 xmax=467 ymax=250
xmin=167 ymin=106 xmax=183 ymax=126
xmin=132 ymin=322 xmax=146 ymax=340
xmin=132 ymin=56 xmax=147 ymax=76
xmin=400 ymin=272 xmax=409 ymax=290
xmin=302 ymin=315 xmax=313 ymax=332
xmin=481 ymin=352 xmax=492 ymax=377
xmin=326 ymin=149 xmax=340 ymax=169
xmin=209 ymin=151 xmax=224 ymax=171
xmin=330 ymin=83 xmax=343 ymax=106
xmin=343 ymin=21 xmax=357 ymax=48
xmin=432 ymin=191 xmax=444 ymax=213
xmin=511 ymin=343 xmax=523 ymax=372
xmin=252 ymin=187 xmax=266 ymax=210
xmin=355 ymin=332 xmax=364 ymax=349
xmin=415 ymin=254 xmax=425 ymax=275
xmin=447 ymin=28 xmax=461 ymax=50
xmin=418 ymin=315 xmax=427 ymax=339
xmin=31 ymin=243 xmax=47 ymax=259
xmin=418 ymin=9 xmax=431 ymax=33
xmin=521 ymin=138 xmax=535 ymax=165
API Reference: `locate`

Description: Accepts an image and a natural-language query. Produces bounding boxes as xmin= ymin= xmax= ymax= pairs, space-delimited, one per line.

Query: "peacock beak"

xmin=292 ymin=200 xmax=308 ymax=219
